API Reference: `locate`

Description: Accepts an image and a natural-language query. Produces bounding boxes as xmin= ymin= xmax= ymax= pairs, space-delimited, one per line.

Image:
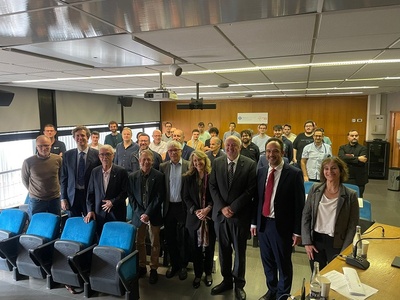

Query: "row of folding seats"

xmin=0 ymin=209 xmax=139 ymax=299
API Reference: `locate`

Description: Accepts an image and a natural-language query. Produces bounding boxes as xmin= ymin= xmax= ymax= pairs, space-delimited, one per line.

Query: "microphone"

xmin=345 ymin=238 xmax=370 ymax=270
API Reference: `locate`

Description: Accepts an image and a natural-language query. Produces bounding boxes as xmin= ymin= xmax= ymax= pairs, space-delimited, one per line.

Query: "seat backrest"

xmin=26 ymin=213 xmax=60 ymax=241
xmin=343 ymin=183 xmax=360 ymax=197
xmin=60 ymin=217 xmax=96 ymax=248
xmin=360 ymin=199 xmax=372 ymax=221
xmin=304 ymin=181 xmax=315 ymax=194
xmin=0 ymin=209 xmax=28 ymax=236
xmin=98 ymin=222 xmax=136 ymax=255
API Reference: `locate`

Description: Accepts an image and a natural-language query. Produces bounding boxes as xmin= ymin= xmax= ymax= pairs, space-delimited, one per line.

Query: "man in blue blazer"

xmin=128 ymin=149 xmax=165 ymax=284
xmin=164 ymin=129 xmax=194 ymax=161
xmin=61 ymin=126 xmax=101 ymax=217
xmin=209 ymin=136 xmax=257 ymax=300
xmin=251 ymin=138 xmax=305 ymax=300
xmin=84 ymin=145 xmax=128 ymax=235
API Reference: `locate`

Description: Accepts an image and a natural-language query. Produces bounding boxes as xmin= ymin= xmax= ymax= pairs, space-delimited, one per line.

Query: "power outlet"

xmin=352 ymin=119 xmax=356 ymax=123
xmin=357 ymin=119 xmax=363 ymax=122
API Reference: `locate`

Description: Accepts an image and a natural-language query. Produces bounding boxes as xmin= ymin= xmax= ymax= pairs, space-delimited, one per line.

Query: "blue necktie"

xmin=78 ymin=152 xmax=85 ymax=186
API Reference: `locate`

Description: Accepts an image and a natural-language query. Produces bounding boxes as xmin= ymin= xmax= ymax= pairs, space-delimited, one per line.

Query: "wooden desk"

xmin=297 ymin=222 xmax=400 ymax=299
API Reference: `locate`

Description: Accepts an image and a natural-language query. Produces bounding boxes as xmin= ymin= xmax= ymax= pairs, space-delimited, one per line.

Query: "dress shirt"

xmin=169 ymin=158 xmax=183 ymax=203
xmin=265 ymin=160 xmax=284 ymax=218
xmin=226 ymin=155 xmax=240 ymax=174
xmin=102 ymin=166 xmax=111 ymax=192
xmin=302 ymin=142 xmax=332 ymax=180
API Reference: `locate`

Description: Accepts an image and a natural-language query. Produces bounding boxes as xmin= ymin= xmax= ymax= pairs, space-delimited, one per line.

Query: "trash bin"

xmin=388 ymin=167 xmax=400 ymax=191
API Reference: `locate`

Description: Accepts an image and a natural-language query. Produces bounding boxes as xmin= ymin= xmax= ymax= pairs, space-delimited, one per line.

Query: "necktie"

xmin=78 ymin=152 xmax=85 ymax=186
xmin=228 ymin=161 xmax=235 ymax=188
xmin=262 ymin=168 xmax=276 ymax=217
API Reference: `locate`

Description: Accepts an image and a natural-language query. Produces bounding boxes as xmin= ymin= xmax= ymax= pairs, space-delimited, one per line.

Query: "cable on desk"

xmin=362 ymin=225 xmax=385 ymax=237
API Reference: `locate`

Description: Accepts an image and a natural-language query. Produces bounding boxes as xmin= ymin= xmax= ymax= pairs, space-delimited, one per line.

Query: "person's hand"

xmin=303 ymin=175 xmax=309 ymax=182
xmin=101 ymin=200 xmax=113 ymax=213
xmin=305 ymin=244 xmax=318 ymax=260
xmin=250 ymin=226 xmax=257 ymax=237
xmin=61 ymin=199 xmax=69 ymax=211
xmin=140 ymin=214 xmax=149 ymax=224
xmin=84 ymin=212 xmax=96 ymax=223
xmin=292 ymin=234 xmax=302 ymax=246
xmin=195 ymin=207 xmax=211 ymax=220
xmin=221 ymin=206 xmax=234 ymax=218
xmin=358 ymin=155 xmax=368 ymax=163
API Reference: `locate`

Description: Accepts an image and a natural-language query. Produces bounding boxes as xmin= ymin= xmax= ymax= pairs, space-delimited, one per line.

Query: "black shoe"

xmin=192 ymin=277 xmax=201 ymax=289
xmin=139 ymin=267 xmax=147 ymax=278
xmin=211 ymin=281 xmax=233 ymax=295
xmin=205 ymin=274 xmax=213 ymax=287
xmin=259 ymin=291 xmax=276 ymax=300
xmin=149 ymin=269 xmax=158 ymax=284
xmin=165 ymin=267 xmax=178 ymax=278
xmin=235 ymin=288 xmax=246 ymax=300
xmin=178 ymin=267 xmax=188 ymax=280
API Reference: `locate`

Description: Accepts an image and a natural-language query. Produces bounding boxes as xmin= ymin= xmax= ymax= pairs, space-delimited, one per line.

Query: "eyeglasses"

xmin=37 ymin=145 xmax=50 ymax=148
xmin=168 ymin=148 xmax=181 ymax=153
xmin=99 ymin=153 xmax=113 ymax=157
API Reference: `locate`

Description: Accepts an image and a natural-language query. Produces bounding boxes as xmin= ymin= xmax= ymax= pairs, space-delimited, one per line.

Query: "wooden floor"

xmin=0 ymin=179 xmax=398 ymax=300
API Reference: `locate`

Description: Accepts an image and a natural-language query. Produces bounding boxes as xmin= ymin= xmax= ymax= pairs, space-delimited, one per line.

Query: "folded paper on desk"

xmin=323 ymin=270 xmax=378 ymax=300
xmin=343 ymin=267 xmax=365 ymax=296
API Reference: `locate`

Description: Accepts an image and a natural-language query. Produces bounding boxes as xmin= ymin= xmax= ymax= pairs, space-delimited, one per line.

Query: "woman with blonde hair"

xmin=183 ymin=150 xmax=215 ymax=289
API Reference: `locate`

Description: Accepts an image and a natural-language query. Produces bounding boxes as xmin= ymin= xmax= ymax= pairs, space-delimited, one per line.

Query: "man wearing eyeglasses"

xmin=22 ymin=135 xmax=62 ymax=219
xmin=159 ymin=140 xmax=190 ymax=281
xmin=84 ymin=145 xmax=128 ymax=236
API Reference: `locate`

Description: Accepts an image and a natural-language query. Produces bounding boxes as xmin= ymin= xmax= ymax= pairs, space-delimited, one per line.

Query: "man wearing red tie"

xmin=251 ymin=138 xmax=305 ymax=300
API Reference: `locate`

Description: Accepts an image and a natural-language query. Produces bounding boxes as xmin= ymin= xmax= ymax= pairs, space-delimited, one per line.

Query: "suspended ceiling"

xmin=1 ymin=0 xmax=400 ymax=100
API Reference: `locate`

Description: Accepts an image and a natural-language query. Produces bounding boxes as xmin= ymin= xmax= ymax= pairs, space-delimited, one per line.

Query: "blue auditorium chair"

xmin=343 ymin=183 xmax=360 ymax=197
xmin=0 ymin=212 xmax=60 ymax=281
xmin=69 ymin=221 xmax=139 ymax=300
xmin=304 ymin=181 xmax=315 ymax=194
xmin=0 ymin=209 xmax=28 ymax=271
xmin=29 ymin=217 xmax=96 ymax=289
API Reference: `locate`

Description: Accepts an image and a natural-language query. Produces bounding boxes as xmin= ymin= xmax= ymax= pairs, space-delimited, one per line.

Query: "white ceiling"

xmin=1 ymin=0 xmax=400 ymax=100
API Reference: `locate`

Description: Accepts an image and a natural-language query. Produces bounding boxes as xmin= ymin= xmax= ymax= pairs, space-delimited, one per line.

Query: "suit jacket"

xmin=338 ymin=143 xmax=369 ymax=186
xmin=209 ymin=155 xmax=257 ymax=226
xmin=301 ymin=183 xmax=359 ymax=250
xmin=182 ymin=172 xmax=213 ymax=232
xmin=164 ymin=144 xmax=194 ymax=161
xmin=86 ymin=164 xmax=128 ymax=221
xmin=131 ymin=149 xmax=163 ymax=172
xmin=255 ymin=163 xmax=305 ymax=236
xmin=159 ymin=159 xmax=190 ymax=218
xmin=61 ymin=148 xmax=101 ymax=205
xmin=128 ymin=168 xmax=165 ymax=228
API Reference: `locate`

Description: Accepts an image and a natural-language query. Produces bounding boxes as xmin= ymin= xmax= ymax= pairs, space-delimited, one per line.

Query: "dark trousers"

xmin=215 ymin=218 xmax=248 ymax=288
xmin=188 ymin=221 xmax=216 ymax=278
xmin=310 ymin=232 xmax=341 ymax=271
xmin=68 ymin=189 xmax=87 ymax=217
xmin=164 ymin=202 xmax=189 ymax=270
xmin=258 ymin=218 xmax=293 ymax=299
xmin=28 ymin=197 xmax=61 ymax=219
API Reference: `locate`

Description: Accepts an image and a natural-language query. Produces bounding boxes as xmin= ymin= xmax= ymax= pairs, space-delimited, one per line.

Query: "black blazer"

xmin=182 ymin=173 xmax=213 ymax=232
xmin=209 ymin=155 xmax=257 ymax=226
xmin=128 ymin=168 xmax=165 ymax=228
xmin=86 ymin=164 xmax=128 ymax=222
xmin=61 ymin=148 xmax=101 ymax=205
xmin=255 ymin=163 xmax=305 ymax=236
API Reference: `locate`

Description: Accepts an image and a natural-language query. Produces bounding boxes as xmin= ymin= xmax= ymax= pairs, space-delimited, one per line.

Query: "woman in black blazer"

xmin=183 ymin=150 xmax=215 ymax=289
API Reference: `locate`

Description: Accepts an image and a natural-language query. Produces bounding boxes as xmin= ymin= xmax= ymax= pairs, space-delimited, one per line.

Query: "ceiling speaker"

xmin=118 ymin=96 xmax=133 ymax=107
xmin=0 ymin=90 xmax=15 ymax=106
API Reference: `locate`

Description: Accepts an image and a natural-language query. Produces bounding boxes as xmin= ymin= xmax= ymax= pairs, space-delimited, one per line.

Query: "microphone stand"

xmin=345 ymin=238 xmax=370 ymax=270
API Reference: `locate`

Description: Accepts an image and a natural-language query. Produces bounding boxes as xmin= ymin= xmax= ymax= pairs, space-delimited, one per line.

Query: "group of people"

xmin=21 ymin=119 xmax=365 ymax=300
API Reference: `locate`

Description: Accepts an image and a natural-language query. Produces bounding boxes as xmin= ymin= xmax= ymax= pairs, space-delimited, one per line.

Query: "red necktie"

xmin=262 ymin=168 xmax=276 ymax=217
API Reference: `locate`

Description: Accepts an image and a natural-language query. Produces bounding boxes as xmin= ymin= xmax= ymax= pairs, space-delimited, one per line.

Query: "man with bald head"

xmin=22 ymin=135 xmax=62 ymax=218
xmin=164 ymin=129 xmax=194 ymax=161
xmin=206 ymin=136 xmax=226 ymax=164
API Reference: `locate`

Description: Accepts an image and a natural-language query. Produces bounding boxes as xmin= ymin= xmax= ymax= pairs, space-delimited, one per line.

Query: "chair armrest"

xmin=0 ymin=234 xmax=21 ymax=268
xmin=68 ymin=244 xmax=96 ymax=284
xmin=29 ymin=239 xmax=56 ymax=274
xmin=117 ymin=250 xmax=139 ymax=292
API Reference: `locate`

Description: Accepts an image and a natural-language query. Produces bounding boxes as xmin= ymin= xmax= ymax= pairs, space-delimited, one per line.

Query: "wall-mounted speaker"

xmin=0 ymin=90 xmax=15 ymax=106
xmin=118 ymin=96 xmax=133 ymax=107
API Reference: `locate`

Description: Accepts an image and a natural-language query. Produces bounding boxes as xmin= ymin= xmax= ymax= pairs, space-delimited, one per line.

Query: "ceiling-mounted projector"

xmin=144 ymin=90 xmax=178 ymax=101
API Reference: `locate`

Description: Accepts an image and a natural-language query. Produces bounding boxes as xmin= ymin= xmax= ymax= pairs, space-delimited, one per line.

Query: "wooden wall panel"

xmin=161 ymin=96 xmax=368 ymax=155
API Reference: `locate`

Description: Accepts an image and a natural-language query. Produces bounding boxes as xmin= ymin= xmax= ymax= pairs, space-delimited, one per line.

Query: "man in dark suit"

xmin=251 ymin=138 xmax=305 ymax=300
xmin=159 ymin=140 xmax=190 ymax=280
xmin=164 ymin=129 xmax=194 ymax=161
xmin=133 ymin=133 xmax=163 ymax=170
xmin=84 ymin=145 xmax=128 ymax=235
xmin=209 ymin=135 xmax=257 ymax=300
xmin=61 ymin=125 xmax=101 ymax=217
xmin=128 ymin=149 xmax=165 ymax=284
